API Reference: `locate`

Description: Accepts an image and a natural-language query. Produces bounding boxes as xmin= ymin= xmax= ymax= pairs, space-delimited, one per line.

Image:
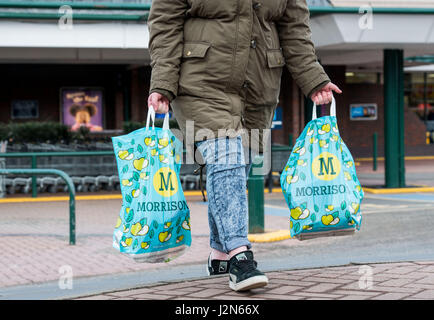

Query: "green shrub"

xmin=0 ymin=118 xmax=181 ymax=145
xmin=4 ymin=122 xmax=70 ymax=144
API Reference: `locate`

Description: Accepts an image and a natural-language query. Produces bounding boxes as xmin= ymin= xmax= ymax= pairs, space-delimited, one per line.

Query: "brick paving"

xmin=0 ymin=194 xmax=291 ymax=288
xmin=74 ymin=261 xmax=434 ymax=300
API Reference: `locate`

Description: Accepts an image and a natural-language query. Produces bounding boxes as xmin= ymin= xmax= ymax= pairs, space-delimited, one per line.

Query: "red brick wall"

xmin=342 ymin=83 xmax=426 ymax=157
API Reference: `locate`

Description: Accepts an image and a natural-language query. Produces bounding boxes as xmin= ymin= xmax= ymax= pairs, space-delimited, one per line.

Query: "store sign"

xmin=272 ymin=106 xmax=283 ymax=129
xmin=60 ymin=88 xmax=104 ymax=131
xmin=350 ymin=103 xmax=377 ymax=121
xmin=11 ymin=100 xmax=39 ymax=119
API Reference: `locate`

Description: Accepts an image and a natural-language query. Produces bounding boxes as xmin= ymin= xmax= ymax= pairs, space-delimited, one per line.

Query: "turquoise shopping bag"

xmin=112 ymin=108 xmax=191 ymax=262
xmin=280 ymin=97 xmax=363 ymax=240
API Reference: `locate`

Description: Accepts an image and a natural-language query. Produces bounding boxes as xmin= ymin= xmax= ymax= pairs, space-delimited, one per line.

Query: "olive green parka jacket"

xmin=148 ymin=0 xmax=330 ymax=141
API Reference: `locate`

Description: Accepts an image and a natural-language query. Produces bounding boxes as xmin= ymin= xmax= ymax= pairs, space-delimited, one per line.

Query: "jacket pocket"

xmin=178 ymin=42 xmax=213 ymax=97
xmin=183 ymin=42 xmax=211 ymax=59
xmin=266 ymin=49 xmax=285 ymax=68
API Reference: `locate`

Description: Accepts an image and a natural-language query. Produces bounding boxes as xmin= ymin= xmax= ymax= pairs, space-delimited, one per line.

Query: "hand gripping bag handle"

xmin=145 ymin=106 xmax=170 ymax=131
xmin=312 ymin=95 xmax=336 ymax=120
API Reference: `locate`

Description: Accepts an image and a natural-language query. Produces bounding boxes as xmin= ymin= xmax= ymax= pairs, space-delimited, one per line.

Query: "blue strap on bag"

xmin=280 ymin=97 xmax=363 ymax=240
xmin=112 ymin=107 xmax=191 ymax=262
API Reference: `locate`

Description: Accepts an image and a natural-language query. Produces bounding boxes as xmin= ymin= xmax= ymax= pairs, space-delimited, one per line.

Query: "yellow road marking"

xmin=248 ymin=229 xmax=292 ymax=242
xmin=0 ymin=191 xmax=209 ymax=203
xmin=2 ymin=184 xmax=434 ymax=203
xmin=357 ymin=155 xmax=434 ymax=161
xmin=362 ymin=187 xmax=434 ymax=194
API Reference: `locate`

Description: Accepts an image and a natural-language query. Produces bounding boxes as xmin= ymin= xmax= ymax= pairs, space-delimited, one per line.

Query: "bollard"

xmin=31 ymin=155 xmax=37 ymax=198
xmin=248 ymin=156 xmax=265 ymax=234
xmin=373 ymin=132 xmax=378 ymax=171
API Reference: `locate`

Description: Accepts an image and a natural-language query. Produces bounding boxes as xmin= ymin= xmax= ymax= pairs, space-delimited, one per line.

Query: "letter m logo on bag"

xmin=154 ymin=167 xmax=178 ymax=197
xmin=312 ymin=152 xmax=341 ymax=181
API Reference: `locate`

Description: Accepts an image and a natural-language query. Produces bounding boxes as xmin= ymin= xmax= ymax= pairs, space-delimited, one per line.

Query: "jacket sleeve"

xmin=148 ymin=0 xmax=188 ymax=99
xmin=276 ymin=0 xmax=330 ymax=98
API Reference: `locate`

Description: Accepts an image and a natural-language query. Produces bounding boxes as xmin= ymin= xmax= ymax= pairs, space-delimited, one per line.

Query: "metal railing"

xmin=0 ymin=151 xmax=114 ymax=198
xmin=0 ymin=168 xmax=76 ymax=245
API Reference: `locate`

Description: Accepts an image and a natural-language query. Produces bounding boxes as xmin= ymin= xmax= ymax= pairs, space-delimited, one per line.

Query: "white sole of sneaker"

xmin=229 ymin=275 xmax=268 ymax=292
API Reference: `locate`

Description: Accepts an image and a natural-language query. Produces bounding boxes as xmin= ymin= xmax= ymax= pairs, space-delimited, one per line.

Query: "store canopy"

xmin=1 ymin=4 xmax=434 ymax=65
xmin=404 ymin=64 xmax=434 ymax=72
xmin=309 ymin=7 xmax=434 ymax=66
xmin=0 ymin=1 xmax=150 ymax=63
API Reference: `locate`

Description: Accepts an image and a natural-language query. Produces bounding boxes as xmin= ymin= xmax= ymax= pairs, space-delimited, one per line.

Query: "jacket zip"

xmin=226 ymin=0 xmax=240 ymax=92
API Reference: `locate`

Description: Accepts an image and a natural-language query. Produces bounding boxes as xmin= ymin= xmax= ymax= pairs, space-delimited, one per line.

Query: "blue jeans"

xmin=196 ymin=136 xmax=253 ymax=253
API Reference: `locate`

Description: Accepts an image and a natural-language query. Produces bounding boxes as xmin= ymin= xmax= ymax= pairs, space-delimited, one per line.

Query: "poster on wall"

xmin=350 ymin=103 xmax=377 ymax=121
xmin=11 ymin=100 xmax=39 ymax=119
xmin=60 ymin=88 xmax=104 ymax=131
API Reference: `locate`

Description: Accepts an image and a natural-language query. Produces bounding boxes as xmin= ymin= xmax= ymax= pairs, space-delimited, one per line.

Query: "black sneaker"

xmin=206 ymin=253 xmax=229 ymax=276
xmin=228 ymin=250 xmax=268 ymax=291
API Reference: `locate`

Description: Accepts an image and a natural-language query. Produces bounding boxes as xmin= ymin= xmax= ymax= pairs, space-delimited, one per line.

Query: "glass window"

xmin=345 ymin=72 xmax=379 ymax=84
xmin=405 ymin=72 xmax=434 ymax=122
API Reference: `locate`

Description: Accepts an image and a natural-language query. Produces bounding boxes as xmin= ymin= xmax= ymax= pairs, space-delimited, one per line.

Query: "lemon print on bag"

xmin=321 ymin=213 xmax=340 ymax=226
xmin=115 ymin=217 xmax=122 ymax=228
xmin=118 ymin=149 xmax=134 ymax=161
xmin=312 ymin=152 xmax=341 ymax=181
xmin=158 ymin=230 xmax=172 ymax=243
xmin=290 ymin=206 xmax=310 ymax=220
xmin=293 ymin=146 xmax=306 ymax=156
xmin=159 ymin=154 xmax=169 ymax=164
xmin=306 ymin=127 xmax=314 ymax=136
xmin=131 ymin=189 xmax=140 ymax=198
xmin=318 ymin=123 xmax=331 ymax=135
xmin=144 ymin=136 xmax=156 ymax=147
xmin=141 ymin=242 xmax=150 ymax=249
xmin=158 ymin=137 xmax=169 ymax=149
xmin=139 ymin=172 xmax=150 ymax=180
xmin=130 ymin=218 xmax=149 ymax=236
xmin=121 ymin=179 xmax=133 ymax=187
xmin=175 ymin=153 xmax=181 ymax=164
xmin=121 ymin=236 xmax=133 ymax=247
xmin=286 ymin=175 xmax=299 ymax=185
xmin=133 ymin=158 xmax=149 ymax=171
xmin=176 ymin=235 xmax=184 ymax=243
xmin=319 ymin=139 xmax=329 ymax=148
xmin=153 ymin=167 xmax=179 ymax=197
xmin=182 ymin=218 xmax=191 ymax=230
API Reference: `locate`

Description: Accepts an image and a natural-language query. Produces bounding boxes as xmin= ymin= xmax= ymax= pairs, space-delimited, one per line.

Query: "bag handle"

xmin=312 ymin=95 xmax=336 ymax=120
xmin=145 ymin=107 xmax=170 ymax=131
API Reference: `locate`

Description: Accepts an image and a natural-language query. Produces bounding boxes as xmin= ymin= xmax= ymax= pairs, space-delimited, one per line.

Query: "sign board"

xmin=60 ymin=88 xmax=104 ymax=131
xmin=272 ymin=106 xmax=283 ymax=129
xmin=11 ymin=100 xmax=39 ymax=119
xmin=350 ymin=103 xmax=377 ymax=121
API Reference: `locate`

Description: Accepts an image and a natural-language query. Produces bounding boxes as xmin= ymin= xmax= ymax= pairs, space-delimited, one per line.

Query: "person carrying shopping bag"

xmin=147 ymin=0 xmax=342 ymax=292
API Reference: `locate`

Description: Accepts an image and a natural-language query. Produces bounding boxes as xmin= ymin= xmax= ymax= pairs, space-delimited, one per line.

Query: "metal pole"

xmin=373 ymin=132 xmax=378 ymax=171
xmin=31 ymin=155 xmax=37 ymax=198
xmin=384 ymin=49 xmax=405 ymax=188
xmin=267 ymin=151 xmax=273 ymax=193
xmin=248 ymin=156 xmax=264 ymax=234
